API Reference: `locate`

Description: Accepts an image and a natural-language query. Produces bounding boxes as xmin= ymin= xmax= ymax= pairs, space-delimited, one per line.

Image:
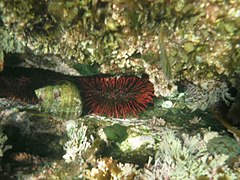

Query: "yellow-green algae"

xmin=0 ymin=0 xmax=239 ymax=92
xmin=0 ymin=127 xmax=11 ymax=158
xmin=1 ymin=1 xmax=240 ymax=178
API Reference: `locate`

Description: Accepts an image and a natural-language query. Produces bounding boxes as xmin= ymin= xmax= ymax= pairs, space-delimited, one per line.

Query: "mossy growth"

xmin=0 ymin=0 xmax=239 ymax=81
xmin=0 ymin=128 xmax=11 ymax=158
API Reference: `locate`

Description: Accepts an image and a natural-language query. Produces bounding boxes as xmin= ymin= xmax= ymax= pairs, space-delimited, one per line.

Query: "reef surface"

xmin=0 ymin=0 xmax=240 ymax=179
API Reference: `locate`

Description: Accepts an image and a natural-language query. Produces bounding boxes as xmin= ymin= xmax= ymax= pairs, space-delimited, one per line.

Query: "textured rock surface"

xmin=0 ymin=1 xmax=240 ymax=179
xmin=0 ymin=0 xmax=239 ymax=96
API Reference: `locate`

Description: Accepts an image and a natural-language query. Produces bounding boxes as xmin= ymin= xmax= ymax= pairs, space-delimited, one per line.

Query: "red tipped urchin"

xmin=79 ymin=76 xmax=154 ymax=118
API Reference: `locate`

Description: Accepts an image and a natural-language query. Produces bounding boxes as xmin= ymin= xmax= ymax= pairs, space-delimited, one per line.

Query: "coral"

xmin=63 ymin=120 xmax=92 ymax=163
xmin=139 ymin=130 xmax=237 ymax=179
xmin=0 ymin=0 xmax=240 ymax=177
xmin=117 ymin=163 xmax=139 ymax=180
xmin=79 ymin=76 xmax=154 ymax=118
xmin=206 ymin=136 xmax=240 ymax=161
xmin=184 ymin=79 xmax=234 ymax=111
xmin=86 ymin=157 xmax=139 ymax=180
xmin=188 ymin=116 xmax=202 ymax=125
xmin=35 ymin=81 xmax=83 ymax=119
xmin=86 ymin=157 xmax=121 ymax=180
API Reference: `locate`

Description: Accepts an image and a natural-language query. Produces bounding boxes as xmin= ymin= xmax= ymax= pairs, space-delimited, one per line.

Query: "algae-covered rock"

xmin=48 ymin=0 xmax=78 ymax=26
xmin=0 ymin=0 xmax=239 ymax=93
xmin=120 ymin=135 xmax=155 ymax=152
xmin=0 ymin=0 xmax=240 ymax=178
xmin=206 ymin=136 xmax=240 ymax=160
xmin=152 ymin=130 xmax=238 ymax=180
xmin=0 ymin=128 xmax=11 ymax=158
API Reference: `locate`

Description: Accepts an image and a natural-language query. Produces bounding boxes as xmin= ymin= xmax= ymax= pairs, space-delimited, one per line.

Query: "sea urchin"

xmin=79 ymin=76 xmax=154 ymax=118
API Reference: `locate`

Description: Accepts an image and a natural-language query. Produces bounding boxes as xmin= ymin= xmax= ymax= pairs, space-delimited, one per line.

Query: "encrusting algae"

xmin=0 ymin=0 xmax=240 ymax=179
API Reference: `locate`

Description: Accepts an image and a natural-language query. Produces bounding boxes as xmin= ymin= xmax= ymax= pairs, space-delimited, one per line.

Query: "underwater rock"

xmin=228 ymin=101 xmax=240 ymax=126
xmin=48 ymin=0 xmax=78 ymax=26
xmin=1 ymin=0 xmax=239 ymax=94
xmin=120 ymin=135 xmax=155 ymax=152
xmin=0 ymin=127 xmax=11 ymax=158
xmin=35 ymin=81 xmax=82 ymax=119
xmin=206 ymin=136 xmax=240 ymax=161
xmin=227 ymin=87 xmax=240 ymax=126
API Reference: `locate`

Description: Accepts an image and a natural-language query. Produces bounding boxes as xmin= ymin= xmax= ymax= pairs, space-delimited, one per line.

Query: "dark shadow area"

xmin=0 ymin=125 xmax=65 ymax=179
